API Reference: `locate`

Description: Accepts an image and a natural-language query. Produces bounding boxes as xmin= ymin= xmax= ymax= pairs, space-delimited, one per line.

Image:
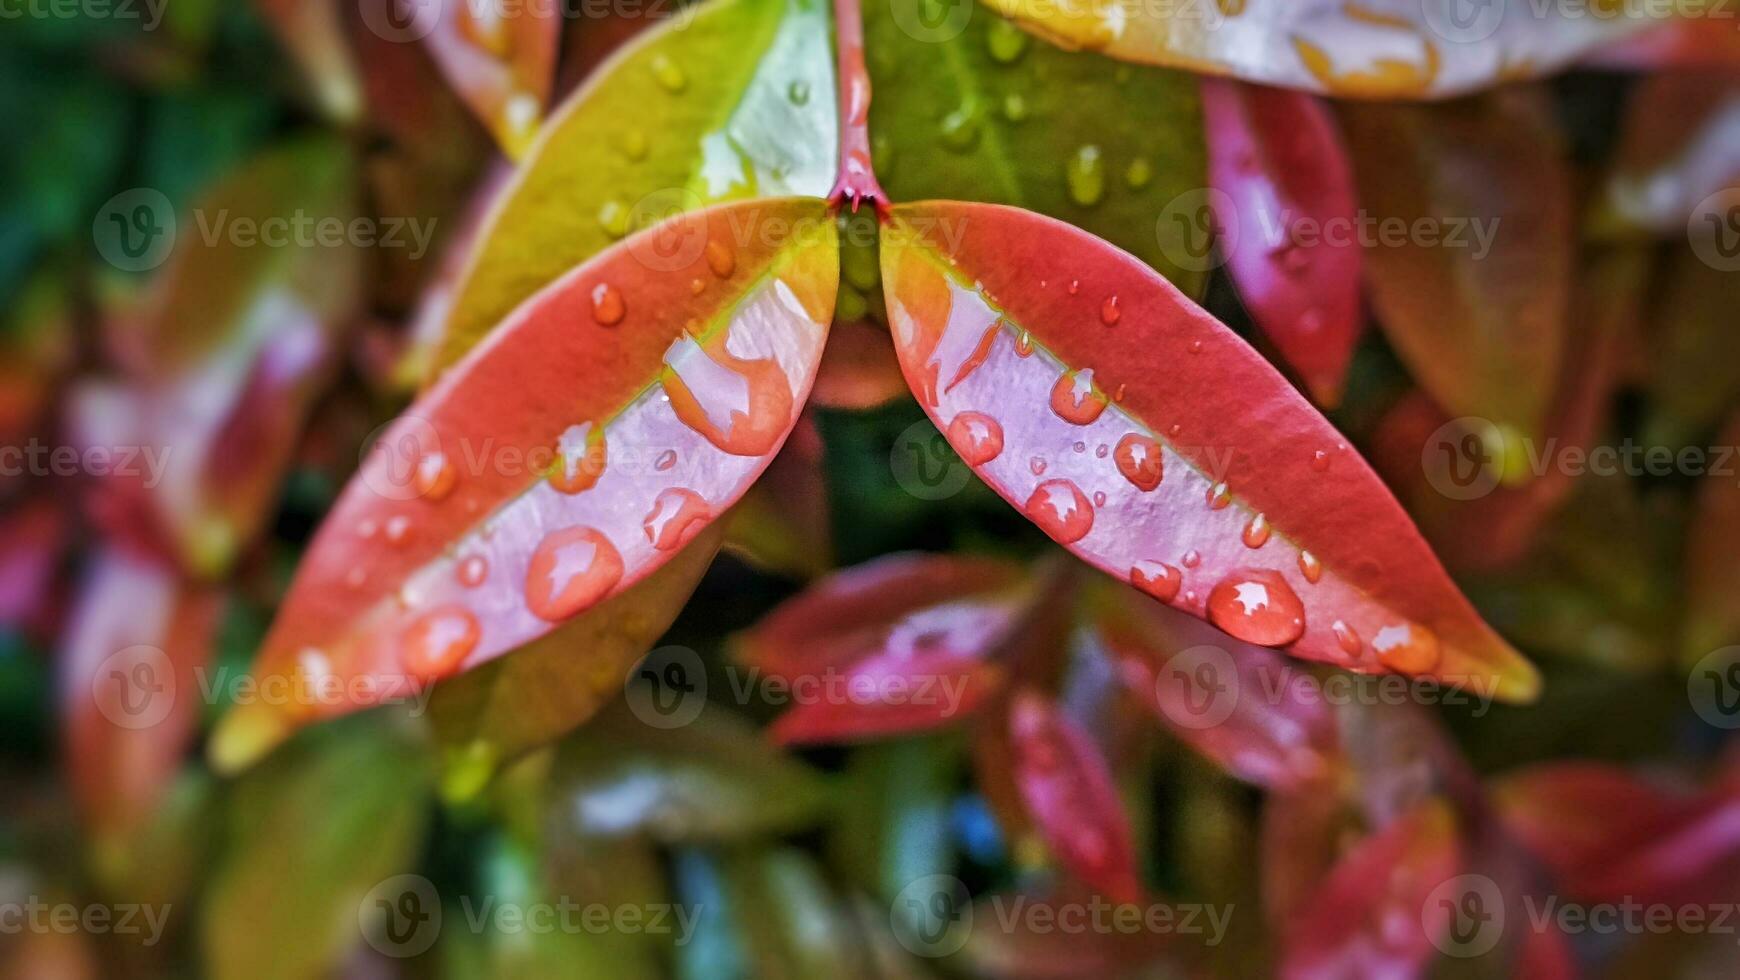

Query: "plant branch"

xmin=826 ymin=0 xmax=888 ymax=215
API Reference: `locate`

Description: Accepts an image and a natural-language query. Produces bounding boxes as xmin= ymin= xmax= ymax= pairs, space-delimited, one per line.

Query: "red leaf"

xmin=210 ymin=199 xmax=838 ymax=771
xmin=738 ymin=552 xmax=1033 ymax=742
xmin=420 ymin=0 xmax=562 ymax=158
xmin=809 ymin=317 xmax=907 ymax=410
xmin=0 ymin=498 xmax=69 ymax=641
xmin=59 ymin=547 xmax=221 ymax=839
xmin=1096 ymin=581 xmax=1340 ymax=792
xmin=1202 ymin=79 xmax=1361 ymax=407
xmin=1279 ymin=798 xmax=1461 ymax=980
xmin=1596 ymin=77 xmax=1740 ymax=236
xmin=881 ymin=200 xmax=1537 ymax=700
xmin=722 ymin=412 xmax=835 ymax=580
xmin=1008 ymin=690 xmax=1145 ymax=904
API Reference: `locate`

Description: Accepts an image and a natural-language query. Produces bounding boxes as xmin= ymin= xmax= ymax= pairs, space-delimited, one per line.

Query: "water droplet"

xmin=1100 ymin=295 xmax=1121 ymax=326
xmin=662 ymin=335 xmax=793 ymax=456
xmin=1188 ymin=339 xmax=1204 ymax=354
xmin=618 ymin=129 xmax=649 ymax=162
xmin=690 ymin=278 xmax=706 ymax=295
xmin=1015 ymin=330 xmax=1035 ymax=357
xmin=1114 ymin=432 xmax=1162 ymax=491
xmin=357 ymin=519 xmax=378 ymax=539
xmin=1206 ymin=482 xmax=1232 ymax=509
xmin=591 ymin=282 xmax=626 ymax=326
xmin=1095 ymin=444 xmax=1109 ymax=458
xmin=1182 ymin=549 xmax=1201 ymax=568
xmin=550 ymin=423 xmax=608 ymax=494
xmin=597 ymin=200 xmax=630 ymax=238
xmin=457 ymin=555 xmax=489 ymax=588
xmin=1310 ymin=449 xmax=1330 ymax=472
xmin=1025 ymin=479 xmax=1094 ymax=543
xmin=1050 ymin=368 xmax=1108 ymax=425
xmin=1067 ymin=279 xmax=1080 ymax=296
xmin=1298 ymin=550 xmax=1322 ymax=584
xmin=1073 ymin=441 xmax=1087 ymax=454
xmin=384 ymin=515 xmax=413 ymax=546
xmin=401 ymin=605 xmax=480 ymax=681
xmin=1124 ymin=157 xmax=1152 ymax=190
xmin=1242 ymin=513 xmax=1271 ymax=548
xmin=1002 ymin=93 xmax=1028 ymax=122
xmin=655 ymin=449 xmax=678 ymax=471
xmin=1371 ymin=623 xmax=1440 ymax=674
xmin=788 ymin=80 xmax=811 ymax=105
xmin=1066 ymin=145 xmax=1105 ymax=207
xmin=1332 ymin=620 xmax=1363 ymax=655
xmin=1208 ymin=569 xmax=1305 ymax=646
xmin=1130 ymin=560 xmax=1181 ymax=601
xmin=650 ymin=54 xmax=687 ymax=92
xmin=1029 ymin=456 xmax=1047 ymax=476
xmin=949 ymin=411 xmax=1004 ymax=465
xmin=414 ymin=451 xmax=455 ymax=501
xmin=643 ymin=488 xmax=710 ymax=551
xmin=1092 ymin=490 xmax=1107 ymax=506
xmin=987 ymin=18 xmax=1029 ymax=62
xmin=941 ymin=103 xmax=982 ymax=150
xmin=705 ymin=239 xmax=736 ymax=278
xmin=526 ymin=527 xmax=625 ymax=621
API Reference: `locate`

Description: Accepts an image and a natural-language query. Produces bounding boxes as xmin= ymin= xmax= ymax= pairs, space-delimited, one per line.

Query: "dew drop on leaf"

xmin=1050 ymin=368 xmax=1109 ymax=425
xmin=1298 ymin=550 xmax=1322 ymax=583
xmin=1242 ymin=513 xmax=1271 ymax=549
xmin=401 ymin=605 xmax=481 ymax=681
xmin=590 ymin=283 xmax=626 ymax=326
xmin=1025 ymin=478 xmax=1094 ymax=543
xmin=1332 ymin=619 xmax=1362 ymax=655
xmin=650 ymin=54 xmax=687 ymax=92
xmin=457 ymin=554 xmax=489 ymax=588
xmin=643 ymin=488 xmax=710 ymax=551
xmin=987 ymin=18 xmax=1029 ymax=63
xmin=1371 ymin=623 xmax=1440 ymax=673
xmin=414 ymin=451 xmax=455 ymax=501
xmin=1100 ymin=294 xmax=1121 ymax=326
xmin=1066 ymin=145 xmax=1105 ymax=207
xmin=1207 ymin=569 xmax=1305 ymax=646
xmin=525 ymin=526 xmax=624 ymax=621
xmin=1130 ymin=560 xmax=1181 ymax=601
xmin=1114 ymin=432 xmax=1162 ymax=490
xmin=949 ymin=411 xmax=1005 ymax=465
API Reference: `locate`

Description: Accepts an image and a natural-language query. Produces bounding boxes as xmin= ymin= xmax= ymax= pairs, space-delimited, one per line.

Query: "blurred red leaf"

xmin=723 ymin=412 xmax=835 ymax=580
xmin=210 ymin=199 xmax=837 ymax=771
xmin=1008 ymin=689 xmax=1145 ymax=904
xmin=1341 ymin=90 xmax=1573 ymax=460
xmin=881 ymin=200 xmax=1537 ymax=699
xmin=0 ymin=498 xmax=70 ymax=642
xmin=1595 ymin=76 xmax=1740 ymax=236
xmin=1202 ymin=79 xmax=1361 ymax=407
xmin=420 ymin=0 xmax=562 ymax=158
xmin=1097 ymin=581 xmax=1340 ymax=792
xmin=59 ymin=547 xmax=220 ymax=840
xmin=809 ymin=317 xmax=907 ymax=410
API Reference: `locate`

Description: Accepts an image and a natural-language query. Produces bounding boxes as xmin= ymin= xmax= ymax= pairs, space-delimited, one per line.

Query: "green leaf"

xmin=866 ymin=3 xmax=1207 ymax=295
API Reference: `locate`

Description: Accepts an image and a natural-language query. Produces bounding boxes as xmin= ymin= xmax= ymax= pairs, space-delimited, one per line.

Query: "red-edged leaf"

xmin=209 ymin=198 xmax=838 ymax=771
xmin=1685 ymin=411 xmax=1740 ymax=660
xmin=881 ymin=200 xmax=1537 ymax=699
xmin=1370 ymin=247 xmax=1641 ymax=572
xmin=0 ymin=498 xmax=69 ymax=641
xmin=1008 ymin=690 xmax=1145 ymax=903
xmin=59 ymin=547 xmax=221 ymax=839
xmin=1595 ymin=76 xmax=1740 ymax=236
xmin=810 ymin=317 xmax=907 ymax=410
xmin=1279 ymin=798 xmax=1460 ymax=980
xmin=737 ymin=552 xmax=1034 ymax=742
xmin=420 ymin=0 xmax=561 ymax=158
xmin=980 ymin=0 xmax=1658 ymax=99
xmin=1340 ymin=90 xmax=1573 ymax=458
xmin=1096 ymin=581 xmax=1339 ymax=792
xmin=68 ymin=138 xmax=364 ymax=578
xmin=722 ymin=412 xmax=835 ymax=579
xmin=1202 ymin=79 xmax=1361 ymax=407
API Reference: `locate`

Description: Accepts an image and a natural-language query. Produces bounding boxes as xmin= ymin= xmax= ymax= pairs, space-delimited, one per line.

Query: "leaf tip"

xmin=207 ymin=704 xmax=291 ymax=776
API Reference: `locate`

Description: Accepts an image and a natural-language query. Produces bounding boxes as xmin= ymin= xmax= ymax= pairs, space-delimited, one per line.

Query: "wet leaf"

xmin=427 ymin=0 xmax=838 ymax=377
xmin=881 ymin=200 xmax=1538 ymax=698
xmin=549 ymin=704 xmax=832 ymax=842
xmin=419 ymin=0 xmax=561 ymax=158
xmin=59 ymin=547 xmax=221 ymax=841
xmin=1684 ymin=411 xmax=1740 ymax=662
xmin=1595 ymin=76 xmax=1740 ymax=236
xmin=810 ymin=317 xmax=907 ymax=409
xmin=427 ymin=522 xmax=726 ymax=801
xmin=201 ymin=722 xmax=432 ymax=980
xmin=1096 ymin=581 xmax=1340 ymax=791
xmin=981 ymin=0 xmax=1656 ymax=99
xmin=1202 ymin=79 xmax=1361 ymax=406
xmin=1279 ymin=797 xmax=1459 ymax=980
xmin=736 ymin=552 xmax=1037 ymax=742
xmin=1340 ymin=89 xmax=1572 ymax=459
xmin=68 ymin=137 xmax=365 ymax=578
xmin=1008 ymin=690 xmax=1144 ymax=902
xmin=867 ymin=2 xmax=1209 ymax=294
xmin=209 ymin=198 xmax=837 ymax=772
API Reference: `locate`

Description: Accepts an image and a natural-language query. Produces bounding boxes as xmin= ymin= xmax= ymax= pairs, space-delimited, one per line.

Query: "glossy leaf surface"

xmin=1202 ymin=78 xmax=1360 ymax=406
xmin=882 ymin=200 xmax=1538 ymax=699
xmin=429 ymin=0 xmax=838 ymax=376
xmin=212 ymin=198 xmax=838 ymax=771
xmin=1340 ymin=90 xmax=1572 ymax=455
xmin=980 ymin=0 xmax=1657 ymax=99
xmin=419 ymin=0 xmax=561 ymax=158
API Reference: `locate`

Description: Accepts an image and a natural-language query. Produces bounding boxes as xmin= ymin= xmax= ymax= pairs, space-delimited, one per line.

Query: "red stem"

xmin=826 ymin=0 xmax=888 ymax=215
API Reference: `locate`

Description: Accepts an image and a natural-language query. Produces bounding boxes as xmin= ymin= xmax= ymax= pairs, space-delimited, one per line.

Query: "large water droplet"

xmin=1298 ymin=550 xmax=1322 ymax=584
xmin=414 ymin=451 xmax=455 ymax=501
xmin=705 ymin=239 xmax=736 ymax=279
xmin=948 ymin=411 xmax=1005 ymax=465
xmin=1050 ymin=368 xmax=1108 ymax=425
xmin=402 ymin=605 xmax=480 ymax=681
xmin=591 ymin=283 xmax=626 ymax=326
xmin=1066 ymin=145 xmax=1105 ymax=206
xmin=1371 ymin=623 xmax=1440 ymax=673
xmin=662 ymin=335 xmax=793 ymax=456
xmin=1114 ymin=432 xmax=1162 ymax=491
xmin=643 ymin=488 xmax=710 ymax=551
xmin=526 ymin=527 xmax=625 ymax=622
xmin=1207 ymin=569 xmax=1305 ymax=646
xmin=1130 ymin=560 xmax=1181 ymax=601
xmin=1025 ymin=479 xmax=1094 ymax=543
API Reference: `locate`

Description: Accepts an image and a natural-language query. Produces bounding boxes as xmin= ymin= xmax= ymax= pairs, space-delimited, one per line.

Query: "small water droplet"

xmin=385 ymin=515 xmax=413 ymax=546
xmin=1298 ymin=550 xmax=1322 ymax=584
xmin=987 ymin=18 xmax=1029 ymax=62
xmin=415 ymin=451 xmax=455 ymax=501
xmin=1067 ymin=279 xmax=1080 ymax=296
xmin=705 ymin=239 xmax=736 ymax=278
xmin=1073 ymin=441 xmax=1087 ymax=454
xmin=1095 ymin=444 xmax=1109 ymax=458
xmin=1050 ymin=368 xmax=1109 ymax=425
xmin=1242 ymin=513 xmax=1271 ymax=548
xmin=1029 ymin=456 xmax=1047 ymax=476
xmin=1332 ymin=620 xmax=1363 ymax=655
xmin=650 ymin=54 xmax=687 ymax=92
xmin=357 ymin=519 xmax=378 ymax=539
xmin=1100 ymin=295 xmax=1121 ymax=326
xmin=1115 ymin=432 xmax=1162 ymax=491
xmin=1206 ymin=482 xmax=1232 ymax=510
xmin=655 ymin=449 xmax=678 ymax=471
xmin=344 ymin=567 xmax=367 ymax=589
xmin=1015 ymin=330 xmax=1035 ymax=357
xmin=643 ymin=488 xmax=710 ymax=551
xmin=1182 ymin=549 xmax=1201 ymax=568
xmin=941 ymin=103 xmax=982 ymax=150
xmin=1002 ymin=93 xmax=1028 ymax=122
xmin=949 ymin=411 xmax=1005 ymax=465
xmin=1188 ymin=339 xmax=1204 ymax=354
xmin=550 ymin=423 xmax=607 ymax=494
xmin=1092 ymin=491 xmax=1107 ymax=506
xmin=1025 ymin=479 xmax=1094 ymax=543
xmin=1310 ymin=449 xmax=1330 ymax=472
xmin=598 ymin=200 xmax=630 ymax=238
xmin=526 ymin=526 xmax=625 ymax=621
xmin=1208 ymin=569 xmax=1305 ymax=646
xmin=1066 ymin=145 xmax=1105 ymax=207
xmin=1124 ymin=157 xmax=1152 ymax=190
xmin=1371 ymin=623 xmax=1440 ymax=674
xmin=788 ymin=80 xmax=811 ymax=105
xmin=457 ymin=555 xmax=489 ymax=588
xmin=590 ymin=282 xmax=626 ymax=325
xmin=402 ymin=605 xmax=480 ymax=681
xmin=618 ymin=129 xmax=649 ymax=162
xmin=1130 ymin=560 xmax=1181 ymax=601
